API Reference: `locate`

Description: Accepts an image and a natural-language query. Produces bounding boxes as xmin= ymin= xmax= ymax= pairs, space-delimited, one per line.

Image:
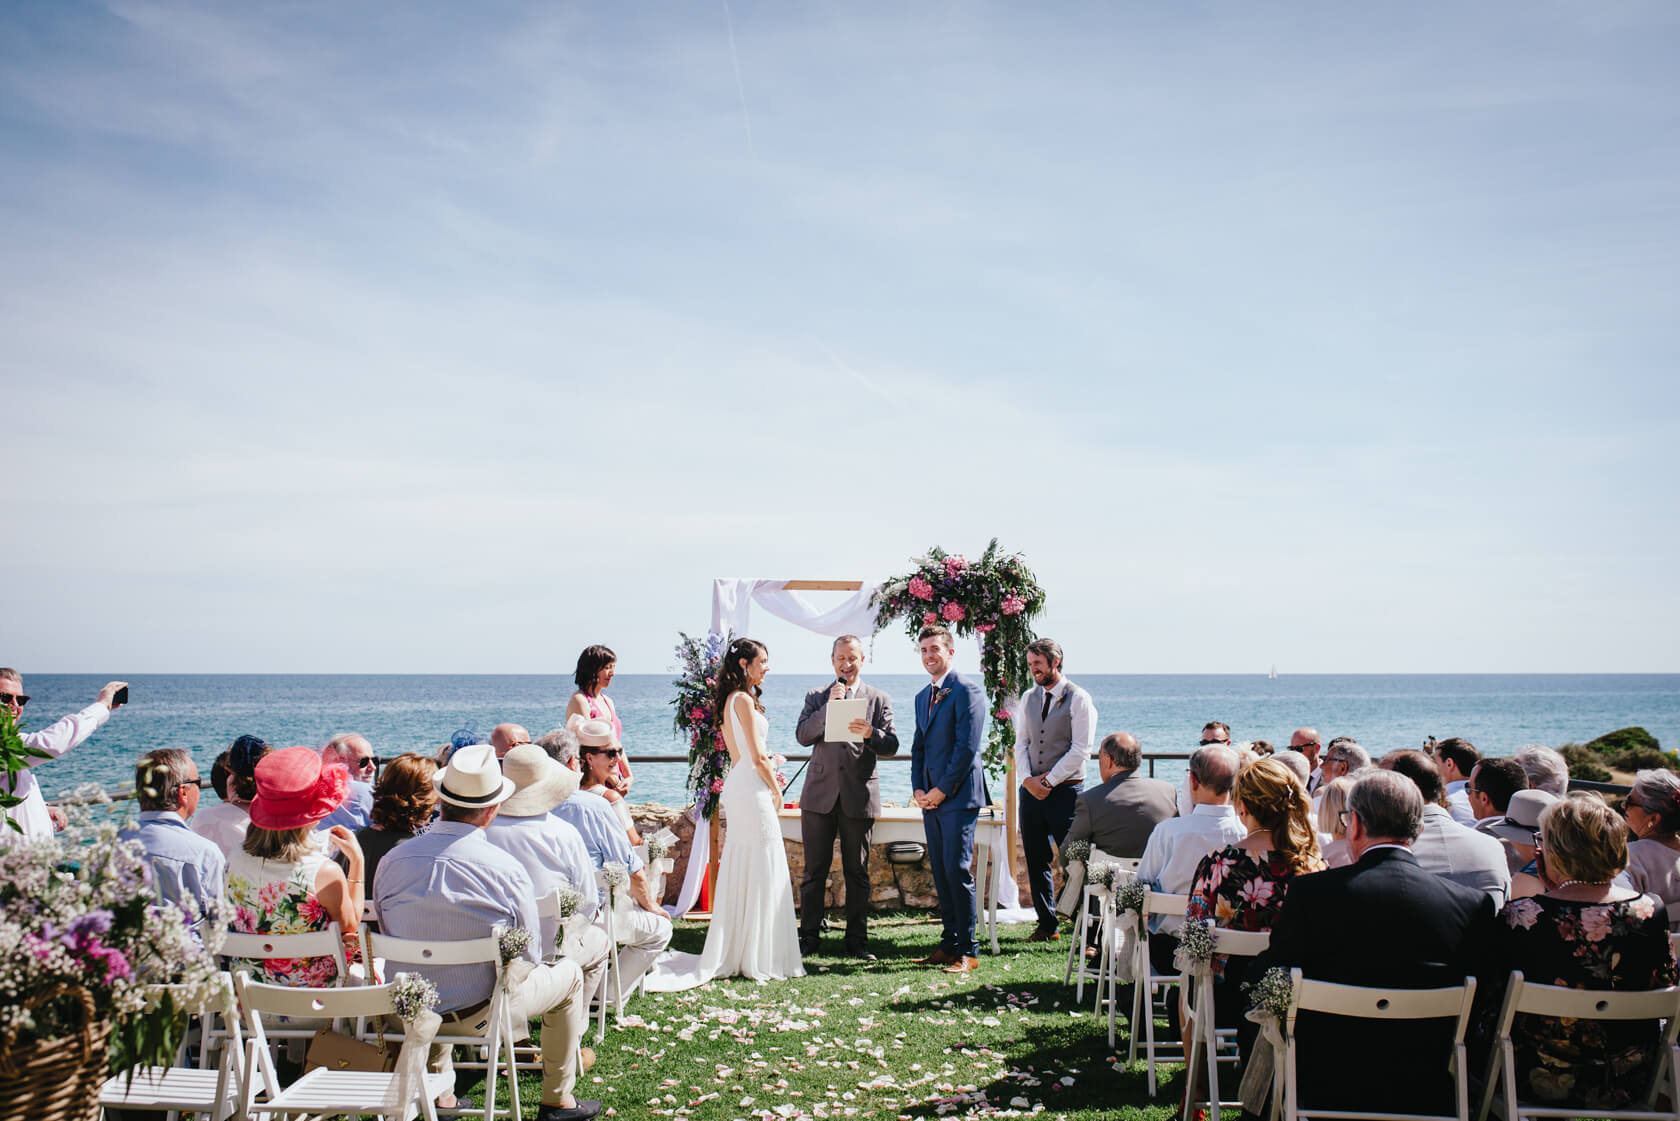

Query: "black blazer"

xmin=1254 ymin=846 xmax=1498 ymax=1114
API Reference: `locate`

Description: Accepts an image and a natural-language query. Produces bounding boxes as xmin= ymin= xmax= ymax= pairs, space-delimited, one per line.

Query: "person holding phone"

xmin=0 ymin=667 xmax=128 ymax=840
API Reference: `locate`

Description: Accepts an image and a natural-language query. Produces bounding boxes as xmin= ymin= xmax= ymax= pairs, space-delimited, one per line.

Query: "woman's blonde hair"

xmin=1541 ymin=792 xmax=1628 ymax=885
xmin=1235 ymin=757 xmax=1325 ymax=876
xmin=242 ymin=824 xmax=314 ymax=863
xmin=1316 ymin=775 xmax=1354 ymax=839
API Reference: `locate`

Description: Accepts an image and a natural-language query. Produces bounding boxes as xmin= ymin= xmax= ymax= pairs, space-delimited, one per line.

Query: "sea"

xmin=17 ymin=673 xmax=1679 ymax=811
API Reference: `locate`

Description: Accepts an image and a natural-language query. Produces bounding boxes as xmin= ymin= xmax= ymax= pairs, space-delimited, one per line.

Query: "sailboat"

xmin=1268 ymin=664 xmax=1278 ymax=680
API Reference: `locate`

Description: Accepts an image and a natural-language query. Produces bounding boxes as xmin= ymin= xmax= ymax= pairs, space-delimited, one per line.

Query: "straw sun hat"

xmin=499 ymin=743 xmax=581 ymax=817
xmin=434 ymin=743 xmax=517 ymax=810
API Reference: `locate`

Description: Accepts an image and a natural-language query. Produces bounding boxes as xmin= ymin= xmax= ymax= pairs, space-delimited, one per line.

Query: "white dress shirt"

xmin=1134 ymin=802 xmax=1248 ymax=933
xmin=1011 ymin=676 xmax=1097 ymax=789
xmin=189 ymin=800 xmax=251 ymax=863
xmin=485 ymin=812 xmax=601 ymax=952
xmin=2 ymin=702 xmax=111 ymax=840
xmin=1444 ymin=780 xmax=1476 ymax=826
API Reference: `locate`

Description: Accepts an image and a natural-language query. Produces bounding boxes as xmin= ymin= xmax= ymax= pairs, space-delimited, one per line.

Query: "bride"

xmin=644 ymin=638 xmax=804 ymax=988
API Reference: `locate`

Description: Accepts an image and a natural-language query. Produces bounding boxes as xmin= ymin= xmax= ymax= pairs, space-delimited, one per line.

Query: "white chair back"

xmin=1125 ymin=889 xmax=1194 ymax=1097
xmin=1180 ymin=927 xmax=1273 ymax=1121
xmin=99 ymin=973 xmax=246 ymax=1121
xmin=222 ymin=922 xmax=351 ymax=983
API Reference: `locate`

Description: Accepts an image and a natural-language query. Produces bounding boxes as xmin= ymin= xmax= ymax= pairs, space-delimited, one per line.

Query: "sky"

xmin=2 ymin=1 xmax=1677 ymax=676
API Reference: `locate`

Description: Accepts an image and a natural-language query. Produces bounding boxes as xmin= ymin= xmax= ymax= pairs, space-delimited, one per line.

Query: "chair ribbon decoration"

xmin=386 ymin=974 xmax=443 ymax=1118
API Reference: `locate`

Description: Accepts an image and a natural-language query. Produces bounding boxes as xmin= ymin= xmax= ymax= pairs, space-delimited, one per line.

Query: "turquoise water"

xmin=18 ymin=673 xmax=1678 ymax=809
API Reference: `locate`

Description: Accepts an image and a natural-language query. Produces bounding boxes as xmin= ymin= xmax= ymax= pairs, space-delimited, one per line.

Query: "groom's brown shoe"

xmin=943 ymin=956 xmax=981 ymax=975
xmin=912 ymin=948 xmax=956 ymax=966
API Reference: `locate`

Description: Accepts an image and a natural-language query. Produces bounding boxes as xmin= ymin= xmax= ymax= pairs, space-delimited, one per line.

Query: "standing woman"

xmin=567 ymin=644 xmax=633 ymax=795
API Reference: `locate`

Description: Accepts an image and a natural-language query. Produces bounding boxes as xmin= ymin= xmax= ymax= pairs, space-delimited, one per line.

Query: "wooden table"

xmin=778 ymin=804 xmax=1009 ymax=955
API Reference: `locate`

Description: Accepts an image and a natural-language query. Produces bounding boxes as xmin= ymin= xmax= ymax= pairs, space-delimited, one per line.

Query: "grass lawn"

xmin=486 ymin=911 xmax=1224 ymax=1121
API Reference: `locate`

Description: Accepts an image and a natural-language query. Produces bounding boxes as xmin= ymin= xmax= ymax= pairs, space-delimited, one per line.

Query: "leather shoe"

xmin=942 ymin=956 xmax=981 ymax=974
xmin=537 ymin=1102 xmax=602 ymax=1121
xmin=1026 ymin=927 xmax=1061 ymax=943
xmin=912 ymin=947 xmax=956 ymax=966
xmin=843 ymin=943 xmax=877 ymax=961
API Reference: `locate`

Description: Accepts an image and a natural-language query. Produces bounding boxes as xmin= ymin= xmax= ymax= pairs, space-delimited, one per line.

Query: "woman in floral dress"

xmin=1492 ymin=792 xmax=1678 ymax=1111
xmin=1186 ymin=757 xmax=1325 ymax=1023
xmin=225 ymin=746 xmax=365 ymax=986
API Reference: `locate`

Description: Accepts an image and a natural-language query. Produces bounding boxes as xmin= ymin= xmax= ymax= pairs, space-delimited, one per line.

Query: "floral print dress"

xmin=225 ymin=833 xmax=341 ymax=986
xmin=1497 ymin=893 xmax=1679 ymax=1110
xmin=1186 ymin=845 xmax=1295 ymax=980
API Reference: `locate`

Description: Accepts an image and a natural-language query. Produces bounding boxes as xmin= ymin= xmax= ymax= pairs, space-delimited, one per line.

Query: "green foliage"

xmin=1559 ymin=730 xmax=1676 ymax=779
xmin=1606 ymin=746 xmax=1677 ymax=773
xmin=0 ymin=704 xmax=50 ymax=832
xmin=1586 ymin=726 xmax=1660 ymax=756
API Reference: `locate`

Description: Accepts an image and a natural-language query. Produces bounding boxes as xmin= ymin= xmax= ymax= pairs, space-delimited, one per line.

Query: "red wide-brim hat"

xmin=250 ymin=746 xmax=351 ymax=831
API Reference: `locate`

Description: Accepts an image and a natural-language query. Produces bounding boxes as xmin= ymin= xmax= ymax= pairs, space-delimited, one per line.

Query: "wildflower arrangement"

xmin=0 ymin=789 xmax=222 ymax=1076
xmin=1243 ymin=965 xmax=1295 ymax=1020
xmin=672 ymin=630 xmax=732 ymax=820
xmin=1061 ymin=840 xmax=1091 ymax=867
xmin=497 ymin=927 xmax=532 ymax=966
xmin=1114 ymin=878 xmax=1147 ymax=915
xmin=872 ymin=539 xmax=1046 ymax=775
xmin=389 ymin=973 xmax=440 ymax=1025
xmin=645 ymin=827 xmax=679 ymax=865
xmin=1175 ymin=918 xmax=1217 ymax=969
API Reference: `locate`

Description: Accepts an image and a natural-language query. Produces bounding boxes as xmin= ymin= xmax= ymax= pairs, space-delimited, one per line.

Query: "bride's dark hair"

xmin=712 ymin=637 xmax=768 ymax=729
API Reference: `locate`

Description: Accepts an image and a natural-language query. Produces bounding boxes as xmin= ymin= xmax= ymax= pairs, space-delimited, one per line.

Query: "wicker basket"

xmin=0 ymin=984 xmax=112 ymax=1121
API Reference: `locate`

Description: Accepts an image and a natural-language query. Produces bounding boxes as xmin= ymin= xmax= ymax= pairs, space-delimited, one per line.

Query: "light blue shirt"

xmin=120 ymin=811 xmax=226 ymax=925
xmin=318 ymin=780 xmax=374 ymax=832
xmin=1134 ymin=802 xmax=1247 ymax=934
xmin=373 ymin=820 xmax=541 ymax=1013
xmin=553 ymin=788 xmax=643 ymax=902
xmin=484 ymin=812 xmax=600 ymax=952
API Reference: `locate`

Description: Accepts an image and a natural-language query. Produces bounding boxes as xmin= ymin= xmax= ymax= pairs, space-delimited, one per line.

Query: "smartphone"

xmin=112 ymin=686 xmax=129 ymax=707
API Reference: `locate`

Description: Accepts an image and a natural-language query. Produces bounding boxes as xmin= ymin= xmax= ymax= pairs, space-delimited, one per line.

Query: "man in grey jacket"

xmin=1386 ymin=749 xmax=1511 ymax=907
xmin=794 ymin=635 xmax=899 ymax=959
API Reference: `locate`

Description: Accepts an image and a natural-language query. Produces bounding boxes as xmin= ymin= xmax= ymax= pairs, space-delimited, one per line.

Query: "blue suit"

xmin=910 ymin=671 xmax=989 ymax=958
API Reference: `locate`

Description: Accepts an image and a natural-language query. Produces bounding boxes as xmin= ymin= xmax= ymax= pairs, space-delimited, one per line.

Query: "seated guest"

xmin=1491 ymin=793 xmax=1678 ymax=1113
xmin=1254 ymin=770 xmax=1497 ymax=1116
xmin=1250 ymin=739 xmax=1274 ymax=758
xmin=1388 ymin=749 xmax=1510 ymax=907
xmin=491 ymin=723 xmax=532 ymax=758
xmin=551 ymin=720 xmax=672 ymax=991
xmin=1432 ymin=737 xmax=1481 ymax=825
xmin=1513 ymin=744 xmax=1569 ymax=797
xmin=227 ymin=746 xmax=364 ymax=986
xmin=1468 ymin=757 xmax=1528 ymax=832
xmin=1269 ymin=750 xmax=1311 ymax=788
xmin=1186 ymin=757 xmax=1323 ymax=1022
xmin=189 ymin=749 xmax=245 ymax=855
xmin=355 ymin=753 xmax=438 ymax=898
xmin=1314 ymin=776 xmax=1355 ymax=868
xmin=192 ymin=734 xmax=267 ymax=860
xmin=569 ymin=714 xmax=641 ymax=845
xmin=1310 ymin=741 xmax=1369 ymax=814
xmin=1062 ymin=732 xmax=1177 ymax=861
xmin=121 ymin=748 xmax=225 ymax=926
xmin=1135 ymin=744 xmax=1245 ymax=978
xmin=1486 ymin=789 xmax=1558 ymax=900
xmin=1621 ymin=769 xmax=1680 ymax=908
xmin=376 ymin=744 xmax=599 ymax=1121
xmin=318 ymin=733 xmax=377 ymax=831
xmin=485 ymin=745 xmax=612 ymax=1001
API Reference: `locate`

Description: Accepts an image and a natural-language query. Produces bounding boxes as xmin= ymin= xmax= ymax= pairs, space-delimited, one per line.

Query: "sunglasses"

xmin=1198 ymin=738 xmax=1227 ymax=746
xmin=352 ymin=756 xmax=376 ymax=770
xmin=587 ymin=748 xmax=623 ymax=759
xmin=0 ymin=692 xmax=29 ymax=708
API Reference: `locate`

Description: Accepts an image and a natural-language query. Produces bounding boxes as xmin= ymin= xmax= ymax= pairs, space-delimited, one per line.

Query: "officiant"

xmin=793 ymin=634 xmax=899 ymax=959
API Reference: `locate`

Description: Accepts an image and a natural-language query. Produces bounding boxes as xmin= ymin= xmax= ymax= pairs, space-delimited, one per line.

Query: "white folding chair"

xmin=629 ymin=845 xmax=674 ymax=996
xmin=1065 ymin=854 xmax=1142 ymax=998
xmin=1284 ymin=968 xmax=1478 ymax=1121
xmin=363 ymin=930 xmax=520 ymax=1121
xmin=235 ymin=970 xmax=451 ymax=1121
xmin=1477 ymin=970 xmax=1680 ymax=1121
xmin=1126 ymin=889 xmax=1192 ymax=1096
xmin=1180 ymin=927 xmax=1272 ymax=1121
xmin=212 ymin=924 xmax=352 ymax=1071
xmin=588 ymin=868 xmax=629 ymax=1044
xmin=100 ymin=972 xmax=246 ymax=1121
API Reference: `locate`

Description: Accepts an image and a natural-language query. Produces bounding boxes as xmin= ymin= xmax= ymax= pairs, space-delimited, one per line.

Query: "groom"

xmin=909 ymin=623 xmax=990 ymax=975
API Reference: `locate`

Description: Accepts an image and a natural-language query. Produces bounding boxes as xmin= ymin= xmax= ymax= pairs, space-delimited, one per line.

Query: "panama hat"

xmin=1485 ymin=788 xmax=1559 ymax=846
xmin=249 ymin=746 xmax=349 ymax=831
xmin=499 ymin=743 xmax=581 ymax=817
xmin=566 ymin=713 xmax=618 ymax=749
xmin=434 ymin=743 xmax=516 ymax=809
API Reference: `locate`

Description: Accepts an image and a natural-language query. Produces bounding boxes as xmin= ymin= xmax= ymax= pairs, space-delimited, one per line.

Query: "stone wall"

xmin=631 ymin=802 xmax=1041 ymax=910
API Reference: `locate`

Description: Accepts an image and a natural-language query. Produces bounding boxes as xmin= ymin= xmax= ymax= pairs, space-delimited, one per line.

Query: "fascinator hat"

xmin=249 ymin=746 xmax=350 ymax=831
xmin=567 ymin=712 xmax=618 ymax=750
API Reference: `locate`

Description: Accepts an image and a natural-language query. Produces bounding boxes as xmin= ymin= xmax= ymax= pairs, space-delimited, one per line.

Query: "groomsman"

xmin=794 ymin=635 xmax=899 ymax=959
xmin=909 ymin=625 xmax=989 ymax=975
xmin=1012 ymin=638 xmax=1096 ymax=941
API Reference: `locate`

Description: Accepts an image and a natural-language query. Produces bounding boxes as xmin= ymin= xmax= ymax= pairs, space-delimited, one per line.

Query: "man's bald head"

xmin=1290 ymin=727 xmax=1322 ymax=767
xmin=1098 ymin=732 xmax=1141 ymax=776
xmin=491 ymin=723 xmax=531 ymax=758
xmin=1188 ymin=744 xmax=1239 ymax=802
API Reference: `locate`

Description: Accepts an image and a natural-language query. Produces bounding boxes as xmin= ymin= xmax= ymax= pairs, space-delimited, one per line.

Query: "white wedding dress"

xmin=643 ymin=694 xmax=805 ymax=990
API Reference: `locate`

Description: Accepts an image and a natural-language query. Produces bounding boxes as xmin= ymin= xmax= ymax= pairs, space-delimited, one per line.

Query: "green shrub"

xmin=1607 ymin=746 xmax=1678 ymax=773
xmin=1586 ymin=726 xmax=1660 ymax=755
xmin=1569 ymin=760 xmax=1613 ymax=783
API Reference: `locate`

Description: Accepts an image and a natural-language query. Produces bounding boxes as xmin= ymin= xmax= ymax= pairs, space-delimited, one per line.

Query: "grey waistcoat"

xmin=1023 ymin=687 xmax=1080 ymax=784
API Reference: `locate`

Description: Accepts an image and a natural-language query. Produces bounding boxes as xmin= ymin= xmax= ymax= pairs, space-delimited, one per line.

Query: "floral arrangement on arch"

xmin=871 ymin=538 xmax=1046 ymax=775
xmin=672 ymin=630 xmax=732 ymax=821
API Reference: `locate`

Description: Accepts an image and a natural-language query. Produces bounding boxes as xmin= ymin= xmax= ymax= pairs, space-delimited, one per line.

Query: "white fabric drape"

xmin=710 ymin=578 xmax=883 ymax=639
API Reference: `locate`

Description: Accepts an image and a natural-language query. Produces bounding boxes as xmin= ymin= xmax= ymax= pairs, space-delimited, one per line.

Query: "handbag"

xmin=304 ymin=1026 xmax=394 ymax=1073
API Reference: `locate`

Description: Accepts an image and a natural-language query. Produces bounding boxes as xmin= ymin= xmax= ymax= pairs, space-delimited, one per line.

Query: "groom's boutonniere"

xmin=1055 ymin=690 xmax=1070 ymax=710
xmin=930 ymin=686 xmax=951 ymax=709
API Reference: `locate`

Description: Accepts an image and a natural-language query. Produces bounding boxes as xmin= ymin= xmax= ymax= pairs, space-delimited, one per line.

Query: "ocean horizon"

xmin=17 ymin=672 xmax=1678 ymax=810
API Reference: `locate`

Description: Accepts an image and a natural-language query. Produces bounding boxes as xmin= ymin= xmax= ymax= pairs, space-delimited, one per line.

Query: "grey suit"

xmin=1062 ymin=769 xmax=1179 ymax=862
xmin=794 ymin=680 xmax=899 ymax=943
xmin=1412 ymin=803 xmax=1512 ymax=908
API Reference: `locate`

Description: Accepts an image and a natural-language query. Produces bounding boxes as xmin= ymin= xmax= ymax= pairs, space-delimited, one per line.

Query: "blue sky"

xmin=3 ymin=1 xmax=1676 ymax=675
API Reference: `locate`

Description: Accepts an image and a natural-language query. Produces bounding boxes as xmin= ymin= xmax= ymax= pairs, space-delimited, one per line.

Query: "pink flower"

xmin=1579 ymin=905 xmax=1614 ymax=943
xmin=976 ymin=622 xmax=996 ymax=633
xmin=941 ymin=601 xmax=966 ymax=623
xmin=943 ymin=555 xmax=968 ymax=576
xmin=710 ymin=778 xmax=725 ymax=793
xmin=1000 ymin=593 xmax=1026 ymax=616
xmin=298 ymin=896 xmax=327 ymax=925
xmin=922 ymin=610 xmax=938 ymax=625
xmin=689 ymin=706 xmax=706 ymax=722
xmin=908 ymin=575 xmax=934 ymax=601
xmin=1503 ymin=899 xmax=1542 ymax=930
xmin=1204 ymin=855 xmax=1235 ymax=892
xmin=1237 ymin=878 xmax=1277 ymax=908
